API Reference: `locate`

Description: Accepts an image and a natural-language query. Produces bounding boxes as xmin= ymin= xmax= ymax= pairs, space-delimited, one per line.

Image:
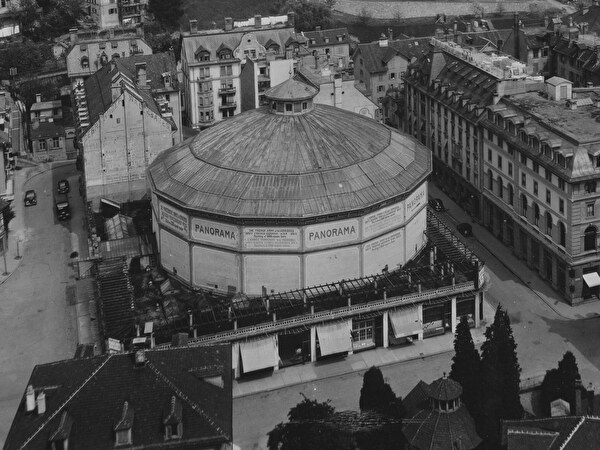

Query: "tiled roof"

xmin=30 ymin=100 xmax=62 ymax=112
xmin=428 ymin=376 xmax=462 ymax=401
xmin=566 ymin=5 xmax=600 ymax=34
xmin=113 ymin=52 xmax=178 ymax=91
xmin=4 ymin=345 xmax=232 ymax=450
xmin=355 ymin=37 xmax=431 ymax=74
xmin=502 ymin=416 xmax=600 ymax=450
xmin=403 ymin=380 xmax=431 ymax=416
xmin=304 ymin=27 xmax=350 ymax=46
xmin=265 ymin=77 xmax=318 ymax=101
xmin=30 ymin=121 xmax=66 ymax=140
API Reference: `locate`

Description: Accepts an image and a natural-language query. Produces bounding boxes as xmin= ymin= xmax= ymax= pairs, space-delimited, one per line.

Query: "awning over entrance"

xmin=239 ymin=336 xmax=279 ymax=373
xmin=389 ymin=306 xmax=422 ymax=338
xmin=316 ymin=321 xmax=352 ymax=356
xmin=583 ymin=272 xmax=600 ymax=288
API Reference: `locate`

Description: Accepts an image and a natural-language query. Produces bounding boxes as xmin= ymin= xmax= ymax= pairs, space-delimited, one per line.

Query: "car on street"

xmin=24 ymin=190 xmax=37 ymax=206
xmin=457 ymin=223 xmax=473 ymax=237
xmin=428 ymin=198 xmax=445 ymax=212
xmin=57 ymin=179 xmax=70 ymax=194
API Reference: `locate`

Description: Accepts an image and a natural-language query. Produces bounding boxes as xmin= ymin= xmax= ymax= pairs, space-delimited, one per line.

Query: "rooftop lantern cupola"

xmin=428 ymin=372 xmax=463 ymax=413
xmin=264 ymin=77 xmax=318 ymax=116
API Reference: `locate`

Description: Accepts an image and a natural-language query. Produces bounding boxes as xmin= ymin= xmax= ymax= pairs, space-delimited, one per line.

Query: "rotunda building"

xmin=148 ymin=78 xmax=431 ymax=295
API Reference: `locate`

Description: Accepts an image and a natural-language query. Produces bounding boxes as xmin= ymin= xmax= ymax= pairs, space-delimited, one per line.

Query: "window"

xmin=508 ymin=162 xmax=513 ymax=176
xmin=111 ymin=41 xmax=118 ymax=48
xmin=377 ymin=85 xmax=384 ymax=92
xmin=546 ymin=212 xmax=552 ymax=236
xmin=52 ymin=137 xmax=60 ymax=148
xmin=116 ymin=429 xmax=132 ymax=445
xmin=165 ymin=423 xmax=183 ymax=440
xmin=80 ymin=44 xmax=87 ymax=52
xmin=390 ymin=73 xmax=396 ymax=79
xmin=559 ymin=222 xmax=566 ymax=246
xmin=545 ymin=168 xmax=552 ymax=182
xmin=497 ymin=155 xmax=502 ymax=170
xmin=559 ymin=199 xmax=564 ymax=214
xmin=488 ymin=149 xmax=492 ymax=162
xmin=534 ymin=181 xmax=538 ymax=196
xmin=534 ymin=203 xmax=540 ymax=226
xmin=587 ymin=203 xmax=595 ymax=217
xmin=584 ymin=225 xmax=597 ymax=251
xmin=109 ymin=7 xmax=117 ymax=13
xmin=521 ymin=173 xmax=526 ymax=187
xmin=559 ymin=178 xmax=565 ymax=191
xmin=533 ymin=49 xmax=540 ymax=58
xmin=285 ymin=103 xmax=292 ymax=112
xmin=508 ymin=184 xmax=514 ymax=206
xmin=520 ymin=152 xmax=527 ymax=165
xmin=352 ymin=319 xmax=374 ymax=342
xmin=220 ymin=65 xmax=233 ymax=76
xmin=218 ymin=49 xmax=232 ymax=59
xmin=546 ymin=189 xmax=551 ymax=204
xmin=39 ymin=139 xmax=47 ymax=150
xmin=497 ymin=176 xmax=503 ymax=199
xmin=585 ymin=181 xmax=596 ymax=193
xmin=542 ymin=47 xmax=548 ymax=57
xmin=302 ymin=101 xmax=308 ymax=110
xmin=521 ymin=194 xmax=528 ymax=217
xmin=488 ymin=130 xmax=494 ymax=141
xmin=533 ymin=162 xmax=539 ymax=173
xmin=81 ymin=56 xmax=90 ymax=69
xmin=488 ymin=170 xmax=493 ymax=190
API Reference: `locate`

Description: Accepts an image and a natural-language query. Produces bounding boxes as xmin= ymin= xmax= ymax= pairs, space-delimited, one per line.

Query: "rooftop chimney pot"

xmin=255 ymin=15 xmax=262 ymax=28
xmin=224 ymin=17 xmax=233 ymax=31
xmin=189 ymin=19 xmax=198 ymax=34
xmin=36 ymin=391 xmax=46 ymax=415
xmin=26 ymin=385 xmax=35 ymax=413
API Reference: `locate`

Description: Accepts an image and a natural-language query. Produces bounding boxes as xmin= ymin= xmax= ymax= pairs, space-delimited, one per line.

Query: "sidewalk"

xmin=429 ymin=184 xmax=600 ymax=322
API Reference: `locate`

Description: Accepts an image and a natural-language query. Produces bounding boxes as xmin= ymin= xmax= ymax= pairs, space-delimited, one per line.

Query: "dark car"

xmin=24 ymin=190 xmax=37 ymax=206
xmin=57 ymin=179 xmax=70 ymax=194
xmin=457 ymin=223 xmax=473 ymax=237
xmin=428 ymin=198 xmax=445 ymax=212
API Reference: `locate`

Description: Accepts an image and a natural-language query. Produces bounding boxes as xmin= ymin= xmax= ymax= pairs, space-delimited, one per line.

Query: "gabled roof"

xmin=502 ymin=416 xmax=600 ymax=450
xmin=566 ymin=5 xmax=600 ymax=34
xmin=30 ymin=100 xmax=62 ymax=112
xmin=304 ymin=27 xmax=350 ymax=46
xmin=354 ymin=37 xmax=431 ymax=74
xmin=4 ymin=345 xmax=233 ymax=450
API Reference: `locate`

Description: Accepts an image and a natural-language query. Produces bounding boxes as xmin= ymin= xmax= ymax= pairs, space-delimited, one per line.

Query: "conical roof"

xmin=264 ymin=77 xmax=318 ymax=102
xmin=428 ymin=375 xmax=463 ymax=401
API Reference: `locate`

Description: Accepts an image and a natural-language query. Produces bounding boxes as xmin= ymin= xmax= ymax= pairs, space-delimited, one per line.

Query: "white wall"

xmin=244 ymin=254 xmax=301 ymax=295
xmin=160 ymin=230 xmax=190 ymax=282
xmin=305 ymin=247 xmax=360 ymax=286
xmin=192 ymin=245 xmax=240 ymax=291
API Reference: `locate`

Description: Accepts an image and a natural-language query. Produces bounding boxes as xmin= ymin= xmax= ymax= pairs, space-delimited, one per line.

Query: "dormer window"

xmin=49 ymin=411 xmax=73 ymax=450
xmin=195 ymin=50 xmax=209 ymax=62
xmin=218 ymin=49 xmax=232 ymax=60
xmin=81 ymin=57 xmax=89 ymax=69
xmin=114 ymin=401 xmax=134 ymax=447
xmin=163 ymin=396 xmax=183 ymax=441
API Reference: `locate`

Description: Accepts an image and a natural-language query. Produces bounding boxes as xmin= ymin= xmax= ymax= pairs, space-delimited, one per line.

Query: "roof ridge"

xmin=508 ymin=428 xmax=560 ymax=436
xmin=559 ymin=416 xmax=586 ymax=450
xmin=146 ymin=360 xmax=229 ymax=440
xmin=18 ymin=355 xmax=114 ymax=450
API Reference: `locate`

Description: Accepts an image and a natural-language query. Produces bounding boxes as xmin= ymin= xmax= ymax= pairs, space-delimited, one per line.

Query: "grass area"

xmin=180 ymin=0 xmax=277 ymax=29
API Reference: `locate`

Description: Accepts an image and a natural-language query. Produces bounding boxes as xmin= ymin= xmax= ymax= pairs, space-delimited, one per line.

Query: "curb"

xmin=0 ymin=160 xmax=76 ymax=287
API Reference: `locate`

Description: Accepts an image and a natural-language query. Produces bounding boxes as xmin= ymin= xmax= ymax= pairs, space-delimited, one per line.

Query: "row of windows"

xmin=38 ymin=138 xmax=61 ymax=150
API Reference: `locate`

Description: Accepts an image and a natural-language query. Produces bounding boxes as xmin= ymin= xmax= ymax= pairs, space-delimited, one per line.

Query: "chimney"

xmin=171 ymin=333 xmax=189 ymax=347
xmin=314 ymin=53 xmax=319 ymax=69
xmin=388 ymin=27 xmax=393 ymax=41
xmin=254 ymin=15 xmax=262 ymax=28
xmin=109 ymin=28 xmax=115 ymax=39
xmin=36 ymin=391 xmax=46 ymax=415
xmin=189 ymin=19 xmax=198 ymax=34
xmin=134 ymin=349 xmax=146 ymax=367
xmin=453 ymin=20 xmax=458 ymax=33
xmin=224 ymin=17 xmax=233 ymax=31
xmin=378 ymin=33 xmax=388 ymax=47
xmin=35 ymin=93 xmax=41 ymax=104
xmin=135 ymin=62 xmax=147 ymax=86
xmin=315 ymin=25 xmax=321 ymax=32
xmin=288 ymin=11 xmax=295 ymax=28
xmin=514 ymin=12 xmax=520 ymax=61
xmin=575 ymin=376 xmax=583 ymax=415
xmin=467 ymin=22 xmax=472 ymax=32
xmin=26 ymin=385 xmax=36 ymax=412
xmin=569 ymin=16 xmax=574 ymax=28
xmin=69 ymin=27 xmax=78 ymax=43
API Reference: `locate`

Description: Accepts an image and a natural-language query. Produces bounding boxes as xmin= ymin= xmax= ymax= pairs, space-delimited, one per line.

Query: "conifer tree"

xmin=450 ymin=315 xmax=482 ymax=418
xmin=480 ymin=305 xmax=523 ymax=447
xmin=359 ymin=366 xmax=405 ymax=418
xmin=541 ymin=351 xmax=581 ymax=415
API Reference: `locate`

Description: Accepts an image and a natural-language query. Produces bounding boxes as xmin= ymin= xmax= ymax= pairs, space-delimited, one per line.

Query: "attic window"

xmin=111 ymin=42 xmax=118 ymax=49
xmin=218 ymin=49 xmax=232 ymax=60
xmin=337 ymin=35 xmax=342 ymax=42
xmin=163 ymin=396 xmax=183 ymax=440
xmin=114 ymin=401 xmax=134 ymax=447
xmin=195 ymin=51 xmax=209 ymax=62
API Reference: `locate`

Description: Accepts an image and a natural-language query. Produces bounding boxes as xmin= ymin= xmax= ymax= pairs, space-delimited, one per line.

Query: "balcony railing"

xmin=218 ymin=85 xmax=236 ymax=94
xmin=219 ymin=101 xmax=237 ymax=110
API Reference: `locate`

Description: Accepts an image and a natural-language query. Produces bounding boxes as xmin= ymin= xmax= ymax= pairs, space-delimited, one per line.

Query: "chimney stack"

xmin=388 ymin=27 xmax=393 ymax=41
xmin=514 ymin=12 xmax=520 ymax=61
xmin=575 ymin=376 xmax=583 ymax=415
xmin=224 ymin=17 xmax=233 ymax=31
xmin=569 ymin=16 xmax=574 ymax=28
xmin=134 ymin=349 xmax=146 ymax=367
xmin=288 ymin=11 xmax=295 ymax=28
xmin=135 ymin=62 xmax=147 ymax=87
xmin=35 ymin=93 xmax=41 ymax=104
xmin=255 ymin=15 xmax=262 ymax=28
xmin=26 ymin=385 xmax=36 ymax=413
xmin=36 ymin=391 xmax=46 ymax=415
xmin=69 ymin=27 xmax=78 ymax=43
xmin=189 ymin=19 xmax=198 ymax=34
xmin=453 ymin=20 xmax=458 ymax=33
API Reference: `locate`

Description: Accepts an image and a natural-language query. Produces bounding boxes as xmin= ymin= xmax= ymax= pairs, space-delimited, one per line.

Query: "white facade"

xmin=153 ymin=181 xmax=428 ymax=295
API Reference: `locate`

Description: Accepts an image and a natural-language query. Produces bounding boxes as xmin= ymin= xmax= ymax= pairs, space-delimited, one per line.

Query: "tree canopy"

xmin=541 ymin=351 xmax=581 ymax=415
xmin=479 ymin=305 xmax=523 ymax=447
xmin=359 ymin=366 xmax=405 ymax=418
xmin=148 ymin=0 xmax=184 ymax=30
xmin=275 ymin=0 xmax=334 ymax=31
xmin=10 ymin=0 xmax=84 ymax=40
xmin=450 ymin=315 xmax=482 ymax=419
xmin=267 ymin=395 xmax=355 ymax=450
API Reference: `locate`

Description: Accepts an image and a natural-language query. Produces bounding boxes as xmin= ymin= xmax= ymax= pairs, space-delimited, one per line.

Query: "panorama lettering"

xmin=194 ymin=224 xmax=236 ymax=241
xmin=308 ymin=225 xmax=356 ymax=241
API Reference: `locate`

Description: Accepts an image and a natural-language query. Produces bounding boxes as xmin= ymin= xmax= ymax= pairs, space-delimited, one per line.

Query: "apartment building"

xmin=405 ymin=38 xmax=600 ymax=305
xmin=180 ymin=13 xmax=306 ymax=129
xmin=74 ymin=53 xmax=179 ymax=211
xmin=84 ymin=0 xmax=148 ymax=28
xmin=65 ymin=25 xmax=152 ymax=87
xmin=551 ymin=31 xmax=600 ymax=87
xmin=303 ymin=26 xmax=352 ymax=68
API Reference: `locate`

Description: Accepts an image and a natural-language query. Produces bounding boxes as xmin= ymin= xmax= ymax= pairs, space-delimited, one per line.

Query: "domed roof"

xmin=265 ymin=77 xmax=318 ymax=102
xmin=149 ymin=104 xmax=430 ymax=220
xmin=428 ymin=375 xmax=463 ymax=401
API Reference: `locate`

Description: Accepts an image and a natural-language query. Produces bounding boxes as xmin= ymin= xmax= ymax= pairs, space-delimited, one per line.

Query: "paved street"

xmin=233 ymin=184 xmax=600 ymax=450
xmin=0 ymin=162 xmax=86 ymax=444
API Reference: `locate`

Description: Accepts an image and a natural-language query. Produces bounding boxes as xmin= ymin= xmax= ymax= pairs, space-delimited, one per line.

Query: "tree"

xmin=359 ymin=366 xmax=405 ymax=418
xmin=479 ymin=305 xmax=523 ymax=448
xmin=541 ymin=351 xmax=581 ymax=415
xmin=450 ymin=315 xmax=482 ymax=419
xmin=324 ymin=0 xmax=337 ymax=9
xmin=148 ymin=0 xmax=184 ymax=30
xmin=472 ymin=2 xmax=485 ymax=18
xmin=356 ymin=6 xmax=371 ymax=26
xmin=8 ymin=0 xmax=40 ymax=38
xmin=41 ymin=0 xmax=85 ymax=37
xmin=277 ymin=0 xmax=333 ymax=31
xmin=267 ymin=395 xmax=356 ymax=450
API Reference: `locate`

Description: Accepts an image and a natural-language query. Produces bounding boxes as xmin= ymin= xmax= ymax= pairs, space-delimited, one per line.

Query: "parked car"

xmin=457 ymin=223 xmax=473 ymax=237
xmin=428 ymin=198 xmax=445 ymax=212
xmin=24 ymin=190 xmax=37 ymax=206
xmin=57 ymin=179 xmax=70 ymax=194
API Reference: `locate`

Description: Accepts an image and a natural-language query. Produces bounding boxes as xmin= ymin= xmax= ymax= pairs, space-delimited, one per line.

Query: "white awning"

xmin=389 ymin=307 xmax=422 ymax=338
xmin=316 ymin=321 xmax=352 ymax=356
xmin=239 ymin=336 xmax=279 ymax=373
xmin=583 ymin=272 xmax=600 ymax=288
